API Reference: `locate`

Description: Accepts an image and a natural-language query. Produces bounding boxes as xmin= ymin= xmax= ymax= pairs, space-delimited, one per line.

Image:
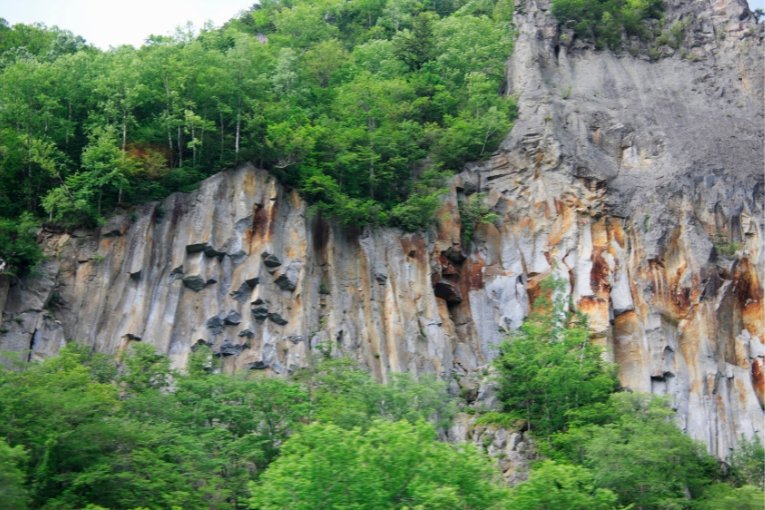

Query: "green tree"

xmin=693 ymin=483 xmax=763 ymax=510
xmin=0 ymin=438 xmax=29 ymax=510
xmin=43 ymin=127 xmax=137 ymax=225
xmin=0 ymin=345 xmax=120 ymax=507
xmin=508 ymin=460 xmax=619 ymax=510
xmin=300 ymin=357 xmax=455 ymax=430
xmin=0 ymin=212 xmax=42 ymax=276
xmin=584 ymin=393 xmax=719 ymax=510
xmin=119 ymin=342 xmax=173 ymax=396
xmin=728 ymin=435 xmax=765 ymax=489
xmin=551 ymin=0 xmax=663 ymax=49
xmin=493 ymin=279 xmax=619 ymax=436
xmin=458 ymin=192 xmax=498 ymax=245
xmin=248 ymin=420 xmax=510 ymax=509
xmin=393 ymin=12 xmax=437 ymax=70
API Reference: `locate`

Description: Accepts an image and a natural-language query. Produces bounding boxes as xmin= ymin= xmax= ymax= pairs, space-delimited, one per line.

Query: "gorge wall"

xmin=1 ymin=0 xmax=762 ymax=459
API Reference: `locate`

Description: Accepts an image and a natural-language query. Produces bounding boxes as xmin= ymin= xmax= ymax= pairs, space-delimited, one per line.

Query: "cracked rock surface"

xmin=0 ymin=0 xmax=761 ymax=459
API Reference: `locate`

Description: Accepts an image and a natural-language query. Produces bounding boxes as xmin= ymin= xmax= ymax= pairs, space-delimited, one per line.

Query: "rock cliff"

xmin=1 ymin=0 xmax=762 ymax=459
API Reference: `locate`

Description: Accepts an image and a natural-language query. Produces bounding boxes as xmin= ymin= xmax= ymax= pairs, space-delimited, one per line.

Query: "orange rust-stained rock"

xmin=590 ymin=249 xmax=611 ymax=296
xmin=251 ymin=203 xmax=269 ymax=239
xmin=548 ymin=199 xmax=574 ymax=246
xmin=732 ymin=258 xmax=764 ymax=337
xmin=578 ymin=295 xmax=610 ymax=333
xmin=609 ymin=217 xmax=625 ymax=247
xmin=751 ymin=359 xmax=765 ymax=408
xmin=612 ymin=311 xmax=649 ymax=392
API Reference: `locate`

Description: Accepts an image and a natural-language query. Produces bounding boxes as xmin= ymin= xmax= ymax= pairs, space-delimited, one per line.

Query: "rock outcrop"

xmin=0 ymin=0 xmax=762 ymax=458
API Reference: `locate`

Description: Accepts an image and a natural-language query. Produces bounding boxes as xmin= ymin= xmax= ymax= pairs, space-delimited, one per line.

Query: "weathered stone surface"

xmin=215 ymin=340 xmax=244 ymax=357
xmin=230 ymin=281 xmax=254 ymax=302
xmin=224 ymin=311 xmax=242 ymax=326
xmin=448 ymin=413 xmax=532 ymax=486
xmin=203 ymin=245 xmax=227 ymax=259
xmin=433 ymin=280 xmax=463 ymax=306
xmin=251 ymin=306 xmax=269 ymax=321
xmin=268 ymin=313 xmax=288 ymax=326
xmin=277 ymin=260 xmax=302 ymax=292
xmin=261 ymin=252 xmax=282 ymax=268
xmin=206 ymin=316 xmax=225 ymax=336
xmin=186 ymin=243 xmax=208 ymax=254
xmin=182 ymin=276 xmax=207 ymax=292
xmin=0 ymin=0 xmax=761 ymax=460
xmin=170 ymin=265 xmax=184 ymax=278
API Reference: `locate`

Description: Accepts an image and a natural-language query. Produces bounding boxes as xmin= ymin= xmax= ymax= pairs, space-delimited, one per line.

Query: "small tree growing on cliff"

xmin=493 ymin=278 xmax=618 ymax=437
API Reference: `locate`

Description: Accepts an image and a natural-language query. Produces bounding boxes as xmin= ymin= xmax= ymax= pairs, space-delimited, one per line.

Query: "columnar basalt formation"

xmin=0 ymin=0 xmax=762 ymax=458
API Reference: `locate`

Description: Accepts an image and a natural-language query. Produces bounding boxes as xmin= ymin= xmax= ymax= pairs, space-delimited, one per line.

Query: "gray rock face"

xmin=182 ymin=275 xmax=207 ymax=292
xmin=0 ymin=0 xmax=761 ymax=459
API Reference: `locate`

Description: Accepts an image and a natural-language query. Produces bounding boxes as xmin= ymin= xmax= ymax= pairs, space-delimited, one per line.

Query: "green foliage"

xmin=552 ymin=0 xmax=664 ymax=49
xmin=0 ymin=212 xmax=42 ymax=276
xmin=713 ymin=233 xmax=741 ymax=258
xmin=458 ymin=192 xmax=499 ymax=245
xmin=493 ymin=279 xmax=619 ymax=436
xmin=299 ymin=357 xmax=456 ymax=430
xmin=508 ymin=460 xmax=619 ymax=510
xmin=693 ymin=483 xmax=764 ymax=510
xmin=119 ymin=342 xmax=173 ymax=395
xmin=0 ymin=437 xmax=29 ymax=510
xmin=485 ymin=277 xmax=757 ymax=510
xmin=728 ymin=435 xmax=765 ymax=490
xmin=248 ymin=420 xmax=511 ymax=509
xmin=0 ymin=0 xmax=517 ymax=234
xmin=583 ymin=393 xmax=719 ymax=510
xmin=0 ymin=345 xmax=120 ymax=508
xmin=0 ymin=346 xmax=469 ymax=508
xmin=43 ymin=127 xmax=136 ymax=226
xmin=390 ymin=168 xmax=449 ymax=231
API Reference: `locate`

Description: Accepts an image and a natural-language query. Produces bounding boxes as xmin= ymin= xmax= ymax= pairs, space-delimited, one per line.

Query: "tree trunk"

xmin=66 ymin=100 xmax=72 ymax=148
xmin=235 ymin=108 xmax=241 ymax=163
xmin=178 ymin=125 xmax=183 ymax=168
xmin=191 ymin=125 xmax=196 ymax=167
xmin=219 ymin=110 xmax=225 ymax=163
xmin=122 ymin=116 xmax=128 ymax=153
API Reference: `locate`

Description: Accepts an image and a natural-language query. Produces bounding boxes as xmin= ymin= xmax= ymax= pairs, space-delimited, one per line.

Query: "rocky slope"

xmin=1 ymin=0 xmax=762 ymax=461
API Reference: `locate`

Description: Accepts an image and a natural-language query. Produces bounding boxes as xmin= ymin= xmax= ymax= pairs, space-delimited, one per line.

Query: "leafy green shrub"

xmin=390 ymin=169 xmax=448 ymax=231
xmin=728 ymin=435 xmax=765 ymax=490
xmin=298 ymin=357 xmax=456 ymax=431
xmin=713 ymin=233 xmax=741 ymax=257
xmin=458 ymin=193 xmax=499 ymax=246
xmin=249 ymin=420 xmax=511 ymax=510
xmin=0 ymin=212 xmax=42 ymax=277
xmin=552 ymin=0 xmax=664 ymax=49
xmin=0 ymin=438 xmax=29 ymax=510
xmin=493 ymin=301 xmax=618 ymax=436
xmin=582 ymin=393 xmax=719 ymax=510
xmin=508 ymin=460 xmax=618 ymax=510
xmin=694 ymin=483 xmax=764 ymax=510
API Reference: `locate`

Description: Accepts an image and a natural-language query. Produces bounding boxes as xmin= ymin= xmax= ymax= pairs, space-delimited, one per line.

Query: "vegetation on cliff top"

xmin=0 ymin=0 xmax=516 ymax=275
xmin=552 ymin=0 xmax=664 ymax=49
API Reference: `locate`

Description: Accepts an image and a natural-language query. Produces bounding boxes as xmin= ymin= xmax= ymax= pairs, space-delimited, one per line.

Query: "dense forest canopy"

xmin=0 ymin=0 xmax=516 ymax=276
